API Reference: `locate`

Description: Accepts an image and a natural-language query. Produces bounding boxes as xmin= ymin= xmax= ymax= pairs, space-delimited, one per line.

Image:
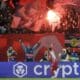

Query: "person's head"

xmin=27 ymin=43 xmax=31 ymax=48
xmin=48 ymin=47 xmax=52 ymax=51
xmin=67 ymin=47 xmax=72 ymax=53
xmin=62 ymin=48 xmax=66 ymax=53
xmin=9 ymin=46 xmax=13 ymax=50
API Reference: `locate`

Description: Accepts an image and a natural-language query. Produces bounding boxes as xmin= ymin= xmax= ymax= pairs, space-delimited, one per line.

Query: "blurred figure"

xmin=19 ymin=39 xmax=40 ymax=62
xmin=0 ymin=26 xmax=6 ymax=34
xmin=40 ymin=50 xmax=49 ymax=62
xmin=0 ymin=0 xmax=7 ymax=10
xmin=0 ymin=0 xmax=14 ymax=34
xmin=59 ymin=48 xmax=70 ymax=61
xmin=47 ymin=47 xmax=58 ymax=75
xmin=66 ymin=47 xmax=72 ymax=61
xmin=0 ymin=0 xmax=12 ymax=11
xmin=12 ymin=0 xmax=20 ymax=9
xmin=48 ymin=47 xmax=57 ymax=62
xmin=77 ymin=48 xmax=80 ymax=61
xmin=7 ymin=46 xmax=17 ymax=61
xmin=70 ymin=48 xmax=79 ymax=61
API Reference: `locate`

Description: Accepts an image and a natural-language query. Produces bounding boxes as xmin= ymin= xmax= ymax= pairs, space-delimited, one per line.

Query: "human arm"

xmin=19 ymin=39 xmax=26 ymax=53
xmin=32 ymin=41 xmax=40 ymax=50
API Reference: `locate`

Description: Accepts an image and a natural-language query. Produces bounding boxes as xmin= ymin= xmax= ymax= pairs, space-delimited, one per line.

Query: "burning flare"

xmin=47 ymin=10 xmax=60 ymax=24
xmin=46 ymin=10 xmax=61 ymax=31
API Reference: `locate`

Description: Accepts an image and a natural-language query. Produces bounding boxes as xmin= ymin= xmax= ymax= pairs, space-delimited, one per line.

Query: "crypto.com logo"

xmin=13 ymin=62 xmax=27 ymax=77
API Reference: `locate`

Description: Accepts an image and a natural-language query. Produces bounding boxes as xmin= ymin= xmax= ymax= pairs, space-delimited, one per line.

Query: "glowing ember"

xmin=47 ymin=10 xmax=60 ymax=23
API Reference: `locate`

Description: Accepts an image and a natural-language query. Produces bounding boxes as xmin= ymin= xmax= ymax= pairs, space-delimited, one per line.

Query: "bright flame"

xmin=47 ymin=10 xmax=60 ymax=23
xmin=46 ymin=10 xmax=61 ymax=31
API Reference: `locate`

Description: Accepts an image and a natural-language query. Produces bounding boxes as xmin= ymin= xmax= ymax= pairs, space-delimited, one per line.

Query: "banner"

xmin=0 ymin=62 xmax=51 ymax=78
xmin=0 ymin=62 xmax=80 ymax=78
xmin=54 ymin=62 xmax=80 ymax=78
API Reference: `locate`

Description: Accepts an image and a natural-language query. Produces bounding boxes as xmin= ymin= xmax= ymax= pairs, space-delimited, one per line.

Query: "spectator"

xmin=0 ymin=0 xmax=14 ymax=34
xmin=60 ymin=48 xmax=71 ymax=61
xmin=70 ymin=49 xmax=79 ymax=61
xmin=0 ymin=26 xmax=7 ymax=34
xmin=7 ymin=46 xmax=17 ymax=61
xmin=40 ymin=50 xmax=49 ymax=62
xmin=19 ymin=39 xmax=40 ymax=62
xmin=40 ymin=47 xmax=57 ymax=62
xmin=47 ymin=47 xmax=58 ymax=75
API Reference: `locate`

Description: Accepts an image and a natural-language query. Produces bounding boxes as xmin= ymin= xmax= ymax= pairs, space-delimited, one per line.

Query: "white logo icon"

xmin=13 ymin=62 xmax=27 ymax=77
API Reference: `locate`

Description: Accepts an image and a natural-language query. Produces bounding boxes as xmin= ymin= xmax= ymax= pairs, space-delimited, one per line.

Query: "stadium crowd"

xmin=6 ymin=44 xmax=80 ymax=62
xmin=0 ymin=0 xmax=80 ymax=34
xmin=59 ymin=47 xmax=80 ymax=61
xmin=0 ymin=0 xmax=80 ymax=62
